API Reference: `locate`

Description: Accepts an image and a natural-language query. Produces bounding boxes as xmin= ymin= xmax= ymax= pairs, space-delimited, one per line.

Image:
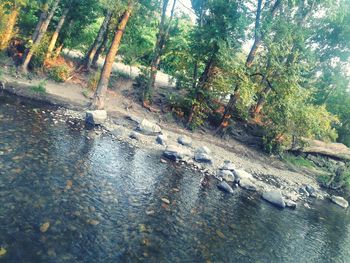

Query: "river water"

xmin=0 ymin=93 xmax=350 ymax=263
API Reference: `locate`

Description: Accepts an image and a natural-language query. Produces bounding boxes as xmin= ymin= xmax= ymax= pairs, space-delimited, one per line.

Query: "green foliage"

xmin=47 ymin=65 xmax=71 ymax=82
xmin=29 ymin=35 xmax=51 ymax=70
xmin=319 ymin=163 xmax=350 ymax=190
xmin=31 ymin=80 xmax=46 ymax=93
xmin=282 ymin=153 xmax=316 ymax=169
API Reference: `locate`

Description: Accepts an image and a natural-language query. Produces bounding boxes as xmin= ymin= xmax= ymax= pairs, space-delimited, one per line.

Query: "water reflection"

xmin=0 ymin=94 xmax=350 ymax=263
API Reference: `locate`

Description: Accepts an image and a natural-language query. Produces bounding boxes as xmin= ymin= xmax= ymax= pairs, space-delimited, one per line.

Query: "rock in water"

xmin=217 ymin=169 xmax=235 ymax=182
xmin=305 ymin=185 xmax=317 ymax=198
xmin=194 ymin=146 xmax=212 ymax=163
xmin=163 ymin=145 xmax=191 ymax=161
xmin=330 ymin=195 xmax=349 ymax=208
xmin=138 ymin=119 xmax=161 ymax=135
xmin=233 ymin=169 xmax=254 ymax=183
xmin=178 ymin=136 xmax=192 ymax=147
xmin=262 ymin=190 xmax=286 ymax=208
xmin=40 ymin=222 xmax=50 ymax=233
xmin=285 ymin=200 xmax=297 ymax=209
xmin=219 ymin=160 xmax=236 ymax=171
xmin=129 ymin=131 xmax=141 ymax=140
xmin=217 ymin=181 xmax=234 ymax=194
xmin=85 ymin=110 xmax=107 ymax=125
xmin=239 ymin=178 xmax=257 ymax=191
xmin=156 ymin=134 xmax=167 ymax=145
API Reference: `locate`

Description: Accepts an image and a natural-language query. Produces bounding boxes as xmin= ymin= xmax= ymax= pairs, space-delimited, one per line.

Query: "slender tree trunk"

xmin=21 ymin=0 xmax=61 ymax=73
xmin=216 ymin=89 xmax=240 ymax=133
xmin=31 ymin=7 xmax=49 ymax=42
xmin=0 ymin=7 xmax=19 ymax=50
xmin=82 ymin=10 xmax=112 ymax=70
xmin=92 ymin=2 xmax=134 ymax=110
xmin=192 ymin=0 xmax=205 ymax=89
xmin=246 ymin=0 xmax=281 ymax=68
xmin=187 ymin=52 xmax=216 ymax=126
xmin=45 ymin=7 xmax=69 ymax=61
xmin=54 ymin=43 xmax=64 ymax=57
xmin=246 ymin=0 xmax=263 ymax=68
xmin=91 ymin=22 xmax=110 ymax=68
xmin=251 ymin=85 xmax=271 ymax=117
xmin=145 ymin=0 xmax=177 ymax=104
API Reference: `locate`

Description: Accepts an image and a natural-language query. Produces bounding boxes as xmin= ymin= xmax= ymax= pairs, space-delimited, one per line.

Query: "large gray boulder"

xmin=194 ymin=146 xmax=212 ymax=163
xmin=138 ymin=119 xmax=161 ymax=135
xmin=217 ymin=181 xmax=234 ymax=194
xmin=239 ymin=177 xmax=257 ymax=191
xmin=233 ymin=169 xmax=254 ymax=183
xmin=262 ymin=190 xmax=286 ymax=208
xmin=330 ymin=195 xmax=349 ymax=208
xmin=178 ymin=135 xmax=192 ymax=147
xmin=300 ymin=139 xmax=350 ymax=161
xmin=86 ymin=110 xmax=107 ymax=125
xmin=219 ymin=160 xmax=236 ymax=171
xmin=163 ymin=145 xmax=191 ymax=161
xmin=217 ymin=169 xmax=235 ymax=182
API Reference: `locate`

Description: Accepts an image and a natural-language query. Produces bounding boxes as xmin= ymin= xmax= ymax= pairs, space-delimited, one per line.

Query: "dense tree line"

xmin=0 ymin=0 xmax=349 ymax=153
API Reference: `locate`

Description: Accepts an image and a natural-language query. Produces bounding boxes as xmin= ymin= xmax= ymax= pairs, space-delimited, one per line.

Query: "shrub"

xmin=47 ymin=65 xmax=70 ymax=82
xmin=31 ymin=81 xmax=46 ymax=93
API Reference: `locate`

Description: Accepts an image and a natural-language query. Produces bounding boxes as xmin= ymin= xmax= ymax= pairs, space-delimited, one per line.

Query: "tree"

xmin=45 ymin=6 xmax=69 ymax=61
xmin=21 ymin=0 xmax=61 ymax=73
xmin=92 ymin=1 xmax=134 ymax=109
xmin=80 ymin=9 xmax=113 ymax=70
xmin=0 ymin=0 xmax=27 ymax=50
xmin=143 ymin=0 xmax=177 ymax=105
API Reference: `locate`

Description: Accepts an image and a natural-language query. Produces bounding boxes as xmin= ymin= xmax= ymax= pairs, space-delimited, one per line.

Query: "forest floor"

xmin=0 ymin=53 xmax=327 ymax=195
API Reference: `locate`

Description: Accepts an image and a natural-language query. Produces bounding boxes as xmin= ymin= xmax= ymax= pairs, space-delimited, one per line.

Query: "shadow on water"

xmin=0 ymin=93 xmax=350 ymax=263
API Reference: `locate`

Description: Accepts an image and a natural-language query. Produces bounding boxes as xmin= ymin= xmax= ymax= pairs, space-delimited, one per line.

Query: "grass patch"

xmin=282 ymin=153 xmax=316 ymax=169
xmin=31 ymin=81 xmax=47 ymax=93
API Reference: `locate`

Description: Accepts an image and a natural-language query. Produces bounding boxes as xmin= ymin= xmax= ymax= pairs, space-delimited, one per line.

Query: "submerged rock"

xmin=178 ymin=136 xmax=192 ymax=147
xmin=194 ymin=146 xmax=212 ymax=163
xmin=138 ymin=119 xmax=161 ymax=135
xmin=217 ymin=181 xmax=234 ymax=194
xmin=85 ymin=110 xmax=107 ymax=125
xmin=163 ymin=145 xmax=191 ymax=161
xmin=262 ymin=190 xmax=286 ymax=208
xmin=330 ymin=195 xmax=349 ymax=208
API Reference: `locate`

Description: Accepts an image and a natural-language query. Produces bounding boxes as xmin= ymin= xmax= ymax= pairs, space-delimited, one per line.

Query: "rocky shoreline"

xmin=1 ymin=80 xmax=348 ymax=210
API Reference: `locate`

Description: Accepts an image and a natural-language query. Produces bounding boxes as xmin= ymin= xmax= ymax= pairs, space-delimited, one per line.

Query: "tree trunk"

xmin=0 ymin=7 xmax=19 ymax=50
xmin=92 ymin=3 xmax=134 ymax=110
xmin=251 ymin=85 xmax=271 ymax=117
xmin=187 ymin=51 xmax=216 ymax=126
xmin=216 ymin=87 xmax=240 ymax=133
xmin=31 ymin=6 xmax=49 ymax=42
xmin=246 ymin=0 xmax=281 ymax=68
xmin=145 ymin=0 xmax=177 ymax=103
xmin=245 ymin=0 xmax=263 ymax=68
xmin=91 ymin=22 xmax=110 ymax=69
xmin=21 ymin=0 xmax=61 ymax=73
xmin=54 ymin=43 xmax=64 ymax=57
xmin=45 ymin=7 xmax=69 ymax=61
xmin=82 ymin=10 xmax=112 ymax=70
